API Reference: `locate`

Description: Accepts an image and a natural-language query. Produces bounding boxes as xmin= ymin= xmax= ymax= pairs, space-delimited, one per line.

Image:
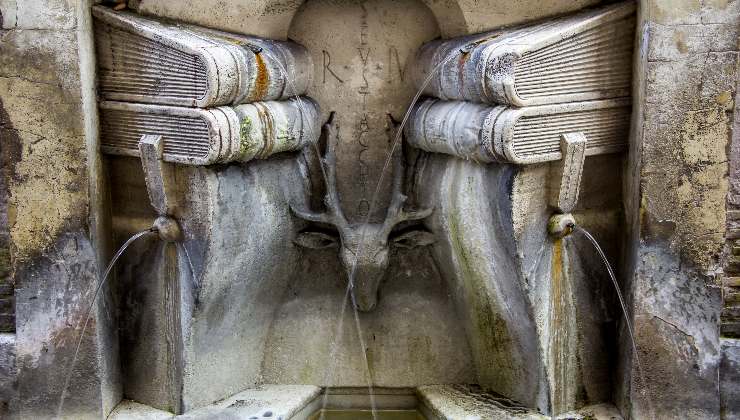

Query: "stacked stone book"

xmin=405 ymin=1 xmax=635 ymax=164
xmin=94 ymin=6 xmax=320 ymax=164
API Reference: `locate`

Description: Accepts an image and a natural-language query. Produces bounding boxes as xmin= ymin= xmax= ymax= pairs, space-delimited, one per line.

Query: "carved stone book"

xmin=99 ymin=98 xmax=320 ymax=164
xmin=411 ymin=2 xmax=635 ymax=106
xmin=404 ymin=98 xmax=631 ymax=164
xmin=93 ymin=6 xmax=313 ymax=107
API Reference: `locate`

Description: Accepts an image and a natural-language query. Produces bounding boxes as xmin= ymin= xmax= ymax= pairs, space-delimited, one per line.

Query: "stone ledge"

xmin=109 ymin=385 xmax=322 ymax=420
xmin=417 ymin=384 xmax=625 ymax=419
xmin=417 ymin=384 xmax=546 ymax=420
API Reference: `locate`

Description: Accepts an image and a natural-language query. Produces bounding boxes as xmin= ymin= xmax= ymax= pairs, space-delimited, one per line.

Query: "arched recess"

xmin=130 ymin=0 xmax=601 ymax=40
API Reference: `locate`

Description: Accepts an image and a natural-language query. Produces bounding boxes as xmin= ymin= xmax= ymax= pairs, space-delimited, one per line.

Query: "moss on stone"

xmin=239 ymin=116 xmax=260 ymax=160
xmin=446 ymin=205 xmax=514 ymax=388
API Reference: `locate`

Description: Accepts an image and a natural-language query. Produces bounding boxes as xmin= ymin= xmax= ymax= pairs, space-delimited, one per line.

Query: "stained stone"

xmin=0 ymin=0 xmax=738 ymax=419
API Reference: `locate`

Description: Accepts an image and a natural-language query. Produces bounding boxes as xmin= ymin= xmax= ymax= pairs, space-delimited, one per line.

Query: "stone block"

xmin=700 ymin=0 xmax=740 ymax=24
xmin=14 ymin=0 xmax=76 ymax=30
xmin=647 ymin=23 xmax=738 ymax=63
xmin=631 ymin=245 xmax=722 ymax=419
xmin=0 ymin=284 xmax=11 ymax=296
xmin=726 ymin=259 xmax=740 ymax=272
xmin=725 ymin=290 xmax=740 ymax=306
xmin=0 ymin=298 xmax=12 ymax=313
xmin=0 ymin=0 xmax=17 ymax=28
xmin=0 ymin=29 xmax=83 ymax=96
xmin=0 ymin=333 xmax=16 ymax=419
xmin=0 ymin=29 xmax=89 ymax=259
xmin=643 ymin=0 xmax=739 ymax=26
xmin=14 ymin=232 xmax=108 ymax=419
xmin=720 ymin=339 xmax=740 ymax=418
xmin=646 ymin=51 xmax=738 ymax=113
xmin=725 ymin=277 xmax=740 ymax=287
xmin=0 ymin=315 xmax=13 ymax=333
xmin=723 ymin=322 xmax=740 ymax=338
xmin=647 ymin=0 xmax=702 ymax=25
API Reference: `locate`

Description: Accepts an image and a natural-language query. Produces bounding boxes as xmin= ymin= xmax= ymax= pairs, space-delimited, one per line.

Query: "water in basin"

xmin=308 ymin=409 xmax=426 ymax=420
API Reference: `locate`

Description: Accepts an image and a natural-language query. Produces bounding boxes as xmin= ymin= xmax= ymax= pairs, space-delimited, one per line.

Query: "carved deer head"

xmin=291 ymin=114 xmax=434 ymax=311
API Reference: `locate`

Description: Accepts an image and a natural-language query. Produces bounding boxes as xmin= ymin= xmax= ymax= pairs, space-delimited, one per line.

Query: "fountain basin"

xmin=308 ymin=409 xmax=425 ymax=420
xmin=108 ymin=385 xmax=625 ymax=419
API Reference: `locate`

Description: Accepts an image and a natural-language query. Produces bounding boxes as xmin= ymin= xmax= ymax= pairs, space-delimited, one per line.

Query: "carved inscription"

xmin=356 ymin=4 xmax=371 ymax=217
xmin=289 ymin=0 xmax=440 ymax=221
xmin=322 ymin=50 xmax=344 ymax=84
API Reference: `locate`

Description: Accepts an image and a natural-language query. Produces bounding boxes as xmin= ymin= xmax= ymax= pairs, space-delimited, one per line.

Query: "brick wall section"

xmin=0 ymin=124 xmax=12 ymax=333
xmin=724 ymin=74 xmax=740 ymax=338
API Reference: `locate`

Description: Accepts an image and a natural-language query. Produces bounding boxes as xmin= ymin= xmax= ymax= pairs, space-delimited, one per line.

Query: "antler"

xmin=381 ymin=115 xmax=433 ymax=237
xmin=291 ymin=113 xmax=349 ymax=229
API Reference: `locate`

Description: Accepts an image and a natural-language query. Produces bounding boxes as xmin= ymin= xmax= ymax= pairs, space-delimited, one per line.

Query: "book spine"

xmin=411 ymin=39 xmax=511 ymax=105
xmin=99 ymin=99 xmax=320 ymax=165
xmin=404 ymin=99 xmax=505 ymax=163
xmin=233 ymin=98 xmax=321 ymax=162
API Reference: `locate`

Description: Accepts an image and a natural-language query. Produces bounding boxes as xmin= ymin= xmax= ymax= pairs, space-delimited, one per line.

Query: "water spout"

xmin=574 ymin=225 xmax=655 ymax=420
xmin=56 ymin=227 xmax=158 ymax=419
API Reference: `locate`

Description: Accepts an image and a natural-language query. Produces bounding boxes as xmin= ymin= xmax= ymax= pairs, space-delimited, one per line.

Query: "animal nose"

xmin=353 ymin=292 xmax=378 ymax=312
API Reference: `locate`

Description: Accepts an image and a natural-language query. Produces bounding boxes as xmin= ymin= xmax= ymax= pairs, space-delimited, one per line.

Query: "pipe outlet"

xmin=548 ymin=213 xmax=576 ymax=239
xmin=153 ymin=216 xmax=183 ymax=242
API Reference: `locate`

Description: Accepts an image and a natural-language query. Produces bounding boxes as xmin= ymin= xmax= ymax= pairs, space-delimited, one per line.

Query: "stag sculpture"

xmin=291 ymin=114 xmax=435 ymax=311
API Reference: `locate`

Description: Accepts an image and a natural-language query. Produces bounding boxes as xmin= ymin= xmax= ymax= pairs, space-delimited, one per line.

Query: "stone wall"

xmin=0 ymin=95 xmax=12 ymax=333
xmin=724 ymin=62 xmax=740 ymax=339
xmin=623 ymin=0 xmax=739 ymax=418
xmin=0 ymin=0 xmax=115 ymax=418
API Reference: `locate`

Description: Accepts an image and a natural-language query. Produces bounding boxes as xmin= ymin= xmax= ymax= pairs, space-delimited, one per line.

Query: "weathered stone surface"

xmin=288 ymin=0 xmax=440 ymax=222
xmin=261 ymin=239 xmax=475 ymax=388
xmin=3 ymin=1 xmax=738 ymax=418
xmin=178 ymin=384 xmax=321 ymax=419
xmin=0 ymin=29 xmax=87 ymax=258
xmin=111 ymin=151 xmax=475 ymax=411
xmin=111 ymin=155 xmax=312 ymax=412
xmin=11 ymin=0 xmax=77 ymax=30
xmin=416 ymin=157 xmax=546 ymax=411
xmin=418 ymin=384 xmax=547 ymax=420
xmin=109 ymin=400 xmax=173 ymax=420
xmin=1 ymin=0 xmax=117 ymax=418
xmin=621 ymin=0 xmax=739 ymax=417
xmin=0 ymin=0 xmax=17 ymax=29
xmin=410 ymin=152 xmax=623 ymax=415
xmin=14 ymin=232 xmax=108 ymax=419
xmin=720 ymin=339 xmax=740 ymax=419
xmin=0 ymin=333 xmax=16 ymax=419
xmin=109 ymin=385 xmax=322 ymax=419
xmin=0 ymin=90 xmax=13 ymax=332
xmin=130 ymin=0 xmax=599 ymax=40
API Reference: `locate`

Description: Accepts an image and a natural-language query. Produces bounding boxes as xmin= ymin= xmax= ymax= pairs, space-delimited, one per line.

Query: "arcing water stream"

xmin=56 ymin=228 xmax=157 ymax=419
xmin=262 ymin=43 xmax=473 ymax=420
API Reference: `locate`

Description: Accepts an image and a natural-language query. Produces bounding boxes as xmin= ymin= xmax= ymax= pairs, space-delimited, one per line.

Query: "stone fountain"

xmin=0 ymin=0 xmax=738 ymax=419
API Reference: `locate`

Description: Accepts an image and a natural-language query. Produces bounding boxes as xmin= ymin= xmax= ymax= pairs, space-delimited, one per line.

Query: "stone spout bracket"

xmin=552 ymin=132 xmax=587 ymax=214
xmin=138 ymin=134 xmax=183 ymax=242
xmin=547 ymin=132 xmax=586 ymax=239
